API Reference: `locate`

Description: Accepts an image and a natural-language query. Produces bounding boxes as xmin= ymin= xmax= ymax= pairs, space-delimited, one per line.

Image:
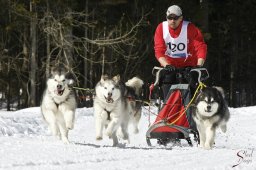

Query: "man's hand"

xmin=197 ymin=58 xmax=205 ymax=67
xmin=164 ymin=65 xmax=175 ymax=72
xmin=158 ymin=57 xmax=169 ymax=67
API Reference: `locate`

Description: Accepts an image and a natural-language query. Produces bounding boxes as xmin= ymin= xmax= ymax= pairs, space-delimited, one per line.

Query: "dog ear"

xmin=213 ymin=86 xmax=225 ymax=98
xmin=50 ymin=64 xmax=68 ymax=77
xmin=112 ymin=74 xmax=120 ymax=83
xmin=101 ymin=74 xmax=109 ymax=83
xmin=49 ymin=67 xmax=59 ymax=79
xmin=67 ymin=79 xmax=75 ymax=86
xmin=50 ymin=67 xmax=56 ymax=78
xmin=194 ymin=87 xmax=204 ymax=102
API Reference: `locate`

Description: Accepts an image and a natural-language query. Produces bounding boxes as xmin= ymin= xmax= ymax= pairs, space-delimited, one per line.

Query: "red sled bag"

xmin=146 ymin=67 xmax=209 ymax=146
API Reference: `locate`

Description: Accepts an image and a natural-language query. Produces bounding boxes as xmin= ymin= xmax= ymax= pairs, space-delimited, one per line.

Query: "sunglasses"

xmin=166 ymin=15 xmax=180 ymax=21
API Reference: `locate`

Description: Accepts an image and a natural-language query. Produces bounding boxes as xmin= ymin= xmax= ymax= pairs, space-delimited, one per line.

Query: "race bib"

xmin=163 ymin=21 xmax=189 ymax=58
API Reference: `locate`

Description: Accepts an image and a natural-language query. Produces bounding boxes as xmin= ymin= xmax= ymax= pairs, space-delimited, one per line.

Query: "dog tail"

xmin=125 ymin=77 xmax=144 ymax=96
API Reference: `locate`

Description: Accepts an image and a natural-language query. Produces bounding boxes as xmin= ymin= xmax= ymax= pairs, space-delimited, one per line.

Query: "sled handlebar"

xmin=190 ymin=67 xmax=209 ymax=83
xmin=151 ymin=66 xmax=209 ymax=86
xmin=152 ymin=66 xmax=164 ymax=86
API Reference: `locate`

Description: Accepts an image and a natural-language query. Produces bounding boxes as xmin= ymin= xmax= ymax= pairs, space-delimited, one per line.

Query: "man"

xmin=154 ymin=5 xmax=207 ymax=99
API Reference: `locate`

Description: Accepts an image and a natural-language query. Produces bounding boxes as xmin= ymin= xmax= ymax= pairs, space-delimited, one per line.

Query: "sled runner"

xmin=146 ymin=66 xmax=209 ymax=146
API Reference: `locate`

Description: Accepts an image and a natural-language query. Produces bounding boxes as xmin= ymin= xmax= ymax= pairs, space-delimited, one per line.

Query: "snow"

xmin=0 ymin=106 xmax=255 ymax=170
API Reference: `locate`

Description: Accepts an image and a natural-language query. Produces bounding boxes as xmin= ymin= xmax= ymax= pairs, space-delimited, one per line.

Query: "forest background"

xmin=0 ymin=0 xmax=256 ymax=110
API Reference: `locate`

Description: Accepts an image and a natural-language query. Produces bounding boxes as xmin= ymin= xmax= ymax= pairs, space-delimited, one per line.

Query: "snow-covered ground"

xmin=0 ymin=106 xmax=255 ymax=170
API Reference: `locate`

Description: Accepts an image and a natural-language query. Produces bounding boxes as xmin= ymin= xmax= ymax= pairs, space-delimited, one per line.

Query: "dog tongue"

xmin=106 ymin=97 xmax=113 ymax=103
xmin=57 ymin=89 xmax=64 ymax=95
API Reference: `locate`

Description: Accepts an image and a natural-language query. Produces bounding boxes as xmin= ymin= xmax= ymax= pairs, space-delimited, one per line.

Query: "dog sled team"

xmin=40 ymin=4 xmax=230 ymax=150
xmin=40 ymin=64 xmax=229 ymax=150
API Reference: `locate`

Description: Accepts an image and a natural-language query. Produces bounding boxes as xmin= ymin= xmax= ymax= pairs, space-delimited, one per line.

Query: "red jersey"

xmin=154 ymin=20 xmax=207 ymax=68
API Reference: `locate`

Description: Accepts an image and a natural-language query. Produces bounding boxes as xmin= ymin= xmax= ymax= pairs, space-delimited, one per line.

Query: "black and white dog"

xmin=192 ymin=86 xmax=230 ymax=149
xmin=41 ymin=66 xmax=77 ymax=144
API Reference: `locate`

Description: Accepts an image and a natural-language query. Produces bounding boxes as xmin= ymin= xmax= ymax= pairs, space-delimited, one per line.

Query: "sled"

xmin=146 ymin=66 xmax=209 ymax=146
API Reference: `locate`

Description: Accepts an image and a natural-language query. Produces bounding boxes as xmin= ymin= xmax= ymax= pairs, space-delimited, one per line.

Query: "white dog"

xmin=94 ymin=75 xmax=143 ymax=146
xmin=41 ymin=66 xmax=77 ymax=144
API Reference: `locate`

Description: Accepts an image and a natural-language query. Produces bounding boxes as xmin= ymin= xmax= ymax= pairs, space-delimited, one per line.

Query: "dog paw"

xmin=105 ymin=130 xmax=113 ymax=137
xmin=56 ymin=133 xmax=61 ymax=140
xmin=199 ymin=143 xmax=205 ymax=148
xmin=112 ymin=139 xmax=119 ymax=147
xmin=220 ymin=125 xmax=227 ymax=133
xmin=122 ymin=134 xmax=129 ymax=140
xmin=204 ymin=143 xmax=212 ymax=150
xmin=67 ymin=126 xmax=74 ymax=130
xmin=62 ymin=138 xmax=70 ymax=144
xmin=96 ymin=136 xmax=103 ymax=140
xmin=112 ymin=141 xmax=118 ymax=147
xmin=66 ymin=122 xmax=74 ymax=130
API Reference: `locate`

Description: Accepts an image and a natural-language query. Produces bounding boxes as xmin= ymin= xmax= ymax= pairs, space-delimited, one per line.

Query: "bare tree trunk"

xmin=21 ymin=27 xmax=30 ymax=107
xmin=6 ymin=1 xmax=11 ymax=111
xmin=63 ymin=9 xmax=74 ymax=69
xmin=83 ymin=0 xmax=89 ymax=88
xmin=46 ymin=0 xmax=51 ymax=78
xmin=21 ymin=28 xmax=30 ymax=107
xmin=6 ymin=59 xmax=11 ymax=111
xmin=29 ymin=1 xmax=37 ymax=107
xmin=22 ymin=28 xmax=29 ymax=71
xmin=102 ymin=27 xmax=106 ymax=75
xmin=89 ymin=10 xmax=95 ymax=88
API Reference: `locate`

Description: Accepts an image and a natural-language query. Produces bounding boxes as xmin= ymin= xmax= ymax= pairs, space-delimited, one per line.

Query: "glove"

xmin=164 ymin=65 xmax=175 ymax=72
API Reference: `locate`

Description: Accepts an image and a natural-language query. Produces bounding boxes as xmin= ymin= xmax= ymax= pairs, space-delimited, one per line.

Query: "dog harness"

xmin=48 ymin=90 xmax=69 ymax=108
xmin=104 ymin=108 xmax=111 ymax=121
